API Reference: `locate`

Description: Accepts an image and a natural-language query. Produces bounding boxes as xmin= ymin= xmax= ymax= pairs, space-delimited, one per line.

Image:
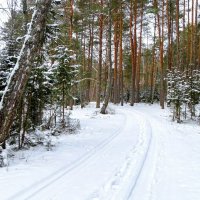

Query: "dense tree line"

xmin=0 ymin=0 xmax=200 ymax=149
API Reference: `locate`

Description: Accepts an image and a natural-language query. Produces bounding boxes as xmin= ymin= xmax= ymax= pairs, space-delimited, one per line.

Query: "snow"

xmin=0 ymin=103 xmax=200 ymax=200
xmin=0 ymin=0 xmax=9 ymax=25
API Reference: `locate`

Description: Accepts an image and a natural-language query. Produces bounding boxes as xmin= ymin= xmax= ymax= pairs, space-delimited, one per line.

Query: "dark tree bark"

xmin=130 ymin=0 xmax=134 ymax=106
xmin=154 ymin=0 xmax=165 ymax=109
xmin=119 ymin=3 xmax=123 ymax=106
xmin=0 ymin=0 xmax=52 ymax=145
xmin=96 ymin=0 xmax=103 ymax=108
xmin=22 ymin=0 xmax=28 ymax=32
xmin=113 ymin=19 xmax=119 ymax=104
xmin=150 ymin=17 xmax=156 ymax=103
xmin=166 ymin=0 xmax=171 ymax=70
xmin=176 ymin=0 xmax=180 ymax=69
xmin=136 ymin=1 xmax=144 ymax=103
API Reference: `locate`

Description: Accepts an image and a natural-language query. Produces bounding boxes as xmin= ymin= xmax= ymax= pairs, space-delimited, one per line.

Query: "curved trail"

xmin=90 ymin=109 xmax=156 ymax=200
xmin=127 ymin=110 xmax=157 ymax=200
xmin=6 ymin=105 xmax=158 ymax=200
xmin=7 ymin=113 xmax=128 ymax=200
xmin=2 ymin=103 xmax=200 ymax=200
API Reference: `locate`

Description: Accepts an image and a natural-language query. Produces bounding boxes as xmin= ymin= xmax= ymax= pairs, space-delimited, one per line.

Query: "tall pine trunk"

xmin=113 ymin=19 xmax=119 ymax=104
xmin=136 ymin=1 xmax=144 ymax=103
xmin=154 ymin=0 xmax=165 ymax=109
xmin=96 ymin=0 xmax=103 ymax=108
xmin=119 ymin=3 xmax=123 ymax=106
xmin=130 ymin=0 xmax=137 ymax=106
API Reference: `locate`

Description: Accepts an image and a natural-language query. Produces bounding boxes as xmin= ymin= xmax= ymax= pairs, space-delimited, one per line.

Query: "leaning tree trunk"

xmin=0 ymin=0 xmax=52 ymax=145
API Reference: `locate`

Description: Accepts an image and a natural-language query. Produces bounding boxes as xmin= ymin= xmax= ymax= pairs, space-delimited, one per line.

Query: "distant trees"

xmin=0 ymin=0 xmax=200 ymax=147
xmin=167 ymin=69 xmax=200 ymax=122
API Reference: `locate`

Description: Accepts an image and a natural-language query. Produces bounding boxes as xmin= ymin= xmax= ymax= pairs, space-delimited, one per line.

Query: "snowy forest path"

xmin=5 ymin=106 xmax=142 ymax=200
xmin=89 ymin=107 xmax=157 ymax=200
xmin=6 ymin=117 xmax=128 ymax=199
xmin=1 ymin=103 xmax=200 ymax=200
xmin=5 ymin=105 xmax=160 ymax=200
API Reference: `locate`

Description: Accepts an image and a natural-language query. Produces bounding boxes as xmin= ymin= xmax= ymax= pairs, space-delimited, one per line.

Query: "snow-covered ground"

xmin=0 ymin=103 xmax=200 ymax=200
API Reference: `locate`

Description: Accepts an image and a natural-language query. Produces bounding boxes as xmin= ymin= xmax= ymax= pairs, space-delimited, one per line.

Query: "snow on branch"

xmin=0 ymin=0 xmax=52 ymax=144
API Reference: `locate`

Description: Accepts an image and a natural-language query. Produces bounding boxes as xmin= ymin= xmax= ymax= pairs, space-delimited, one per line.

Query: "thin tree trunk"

xmin=79 ymin=29 xmax=84 ymax=108
xmin=167 ymin=0 xmax=172 ymax=70
xmin=96 ymin=0 xmax=103 ymax=108
xmin=130 ymin=0 xmax=134 ymax=106
xmin=114 ymin=20 xmax=119 ymax=104
xmin=130 ymin=0 xmax=137 ymax=106
xmin=136 ymin=1 xmax=144 ymax=103
xmin=196 ymin=0 xmax=200 ymax=68
xmin=154 ymin=0 xmax=165 ymax=109
xmin=22 ymin=0 xmax=28 ymax=32
xmin=187 ymin=0 xmax=190 ymax=69
xmin=65 ymin=0 xmax=74 ymax=109
xmin=190 ymin=0 xmax=194 ymax=67
xmin=101 ymin=0 xmax=112 ymax=114
xmin=182 ymin=0 xmax=186 ymax=70
xmin=183 ymin=0 xmax=186 ymax=30
xmin=69 ymin=0 xmax=74 ymax=40
xmin=150 ymin=17 xmax=156 ymax=103
xmin=133 ymin=0 xmax=137 ymax=104
xmin=119 ymin=3 xmax=123 ymax=106
xmin=90 ymin=14 xmax=94 ymax=101
xmin=176 ymin=0 xmax=180 ymax=69
xmin=86 ymin=14 xmax=94 ymax=102
xmin=62 ymin=82 xmax=65 ymax=126
xmin=194 ymin=0 xmax=198 ymax=68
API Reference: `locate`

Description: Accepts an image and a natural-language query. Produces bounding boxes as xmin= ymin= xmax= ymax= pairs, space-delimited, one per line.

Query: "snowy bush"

xmin=167 ymin=69 xmax=185 ymax=122
xmin=44 ymin=133 xmax=56 ymax=151
xmin=167 ymin=69 xmax=200 ymax=123
xmin=0 ymin=148 xmax=8 ymax=167
xmin=187 ymin=70 xmax=200 ymax=118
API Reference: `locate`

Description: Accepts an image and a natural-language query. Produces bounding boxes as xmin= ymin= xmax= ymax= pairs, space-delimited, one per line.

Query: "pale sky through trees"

xmin=0 ymin=0 xmax=199 ymax=49
xmin=0 ymin=0 xmax=199 ymax=25
xmin=0 ymin=0 xmax=9 ymax=25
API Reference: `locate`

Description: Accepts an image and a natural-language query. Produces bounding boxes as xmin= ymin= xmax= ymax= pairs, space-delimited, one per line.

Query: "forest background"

xmin=0 ymin=0 xmax=199 ymax=150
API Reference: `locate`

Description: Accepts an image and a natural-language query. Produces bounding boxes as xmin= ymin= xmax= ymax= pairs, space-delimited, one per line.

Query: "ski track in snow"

xmin=6 ymin=114 xmax=128 ymax=200
xmin=89 ymin=109 xmax=156 ymax=200
xmin=1 ymin=103 xmax=200 ymax=200
xmin=9 ymin=106 xmax=157 ymax=200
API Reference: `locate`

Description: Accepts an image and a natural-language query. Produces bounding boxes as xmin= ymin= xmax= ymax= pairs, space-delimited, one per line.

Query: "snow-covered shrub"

xmin=140 ymin=88 xmax=159 ymax=103
xmin=167 ymin=69 xmax=200 ymax=123
xmin=106 ymin=107 xmax=115 ymax=115
xmin=167 ymin=69 xmax=188 ymax=122
xmin=44 ymin=133 xmax=56 ymax=151
xmin=187 ymin=70 xmax=200 ymax=118
xmin=65 ymin=118 xmax=80 ymax=134
xmin=0 ymin=148 xmax=8 ymax=167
